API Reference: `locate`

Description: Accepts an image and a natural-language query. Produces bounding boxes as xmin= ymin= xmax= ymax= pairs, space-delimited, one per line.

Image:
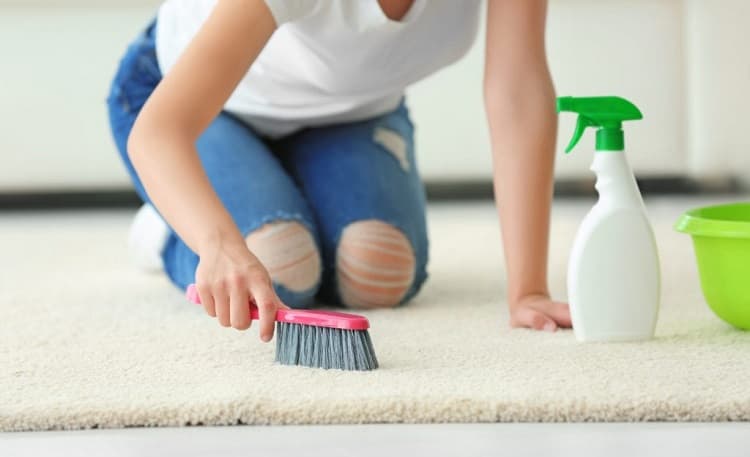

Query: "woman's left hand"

xmin=509 ymin=294 xmax=572 ymax=332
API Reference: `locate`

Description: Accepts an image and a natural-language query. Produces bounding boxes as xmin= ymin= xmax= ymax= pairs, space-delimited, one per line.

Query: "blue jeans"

xmin=106 ymin=22 xmax=429 ymax=308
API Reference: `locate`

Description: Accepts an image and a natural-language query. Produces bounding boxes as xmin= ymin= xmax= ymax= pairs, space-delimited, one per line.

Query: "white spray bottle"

xmin=557 ymin=96 xmax=660 ymax=342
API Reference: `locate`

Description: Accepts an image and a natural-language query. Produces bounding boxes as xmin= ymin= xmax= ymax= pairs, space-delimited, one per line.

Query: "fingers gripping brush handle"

xmin=185 ymin=284 xmax=379 ymax=370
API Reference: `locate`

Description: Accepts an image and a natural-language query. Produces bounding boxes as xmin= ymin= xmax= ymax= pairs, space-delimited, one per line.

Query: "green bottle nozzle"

xmin=557 ymin=96 xmax=643 ymax=153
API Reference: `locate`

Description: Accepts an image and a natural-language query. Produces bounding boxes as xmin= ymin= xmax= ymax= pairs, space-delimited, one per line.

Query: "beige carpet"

xmin=2 ymin=198 xmax=750 ymax=431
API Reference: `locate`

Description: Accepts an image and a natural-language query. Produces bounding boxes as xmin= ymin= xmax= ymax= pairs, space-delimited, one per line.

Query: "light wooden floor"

xmin=4 ymin=423 xmax=750 ymax=457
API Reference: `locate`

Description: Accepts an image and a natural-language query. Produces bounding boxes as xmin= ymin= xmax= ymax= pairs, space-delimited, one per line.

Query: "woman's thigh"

xmin=106 ymin=21 xmax=161 ymax=202
xmin=163 ymin=113 xmax=322 ymax=301
xmin=274 ymin=102 xmax=429 ymax=306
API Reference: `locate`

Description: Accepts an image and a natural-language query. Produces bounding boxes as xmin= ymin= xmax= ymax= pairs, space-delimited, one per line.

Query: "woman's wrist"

xmin=509 ymin=291 xmax=549 ymax=308
xmin=196 ymin=223 xmax=246 ymax=256
xmin=507 ymin=282 xmax=551 ymax=309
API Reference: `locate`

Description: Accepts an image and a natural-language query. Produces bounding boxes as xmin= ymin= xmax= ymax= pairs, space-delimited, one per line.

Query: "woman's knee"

xmin=245 ymin=221 xmax=322 ymax=305
xmin=336 ymin=220 xmax=416 ymax=309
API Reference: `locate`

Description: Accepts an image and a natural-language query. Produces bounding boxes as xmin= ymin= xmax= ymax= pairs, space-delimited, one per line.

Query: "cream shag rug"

xmin=2 ymin=199 xmax=750 ymax=431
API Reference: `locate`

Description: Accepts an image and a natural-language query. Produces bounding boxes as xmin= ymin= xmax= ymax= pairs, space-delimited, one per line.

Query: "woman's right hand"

xmin=194 ymin=231 xmax=287 ymax=342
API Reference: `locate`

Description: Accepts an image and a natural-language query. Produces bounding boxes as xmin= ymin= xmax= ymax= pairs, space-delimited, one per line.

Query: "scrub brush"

xmin=186 ymin=284 xmax=378 ymax=371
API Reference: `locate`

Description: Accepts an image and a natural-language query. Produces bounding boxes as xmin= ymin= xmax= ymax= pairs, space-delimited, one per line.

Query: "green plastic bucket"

xmin=675 ymin=203 xmax=750 ymax=329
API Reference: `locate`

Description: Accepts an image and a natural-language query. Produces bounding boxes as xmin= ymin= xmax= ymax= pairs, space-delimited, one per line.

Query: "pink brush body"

xmin=185 ymin=284 xmax=370 ymax=330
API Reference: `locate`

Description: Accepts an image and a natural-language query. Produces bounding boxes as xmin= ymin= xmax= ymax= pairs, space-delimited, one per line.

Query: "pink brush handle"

xmin=185 ymin=284 xmax=370 ymax=330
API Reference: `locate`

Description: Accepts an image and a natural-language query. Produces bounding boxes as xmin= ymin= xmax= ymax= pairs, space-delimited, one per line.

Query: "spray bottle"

xmin=557 ymin=96 xmax=660 ymax=342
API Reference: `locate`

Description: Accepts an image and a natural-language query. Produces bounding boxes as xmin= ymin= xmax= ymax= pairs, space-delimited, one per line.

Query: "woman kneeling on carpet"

xmin=107 ymin=0 xmax=572 ymax=340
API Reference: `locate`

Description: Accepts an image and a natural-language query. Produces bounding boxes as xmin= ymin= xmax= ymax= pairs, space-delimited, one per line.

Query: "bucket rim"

xmin=674 ymin=202 xmax=750 ymax=239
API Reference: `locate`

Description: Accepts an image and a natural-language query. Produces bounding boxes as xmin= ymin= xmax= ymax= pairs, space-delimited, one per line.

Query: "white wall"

xmin=0 ymin=1 xmax=745 ymax=192
xmin=408 ymin=0 xmax=688 ymax=181
xmin=0 ymin=4 xmax=159 ymax=192
xmin=684 ymin=0 xmax=750 ymax=179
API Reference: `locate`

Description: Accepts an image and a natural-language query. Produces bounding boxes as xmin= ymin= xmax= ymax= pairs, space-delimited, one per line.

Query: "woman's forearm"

xmin=485 ymin=77 xmax=557 ymax=306
xmin=482 ymin=0 xmax=569 ymax=329
xmin=126 ymin=0 xmax=276 ymax=256
xmin=128 ymin=135 xmax=243 ymax=255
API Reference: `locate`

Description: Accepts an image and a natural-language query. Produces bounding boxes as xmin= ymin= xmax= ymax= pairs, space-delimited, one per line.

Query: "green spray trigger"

xmin=565 ymin=116 xmax=597 ymax=154
xmin=557 ymin=96 xmax=643 ymax=153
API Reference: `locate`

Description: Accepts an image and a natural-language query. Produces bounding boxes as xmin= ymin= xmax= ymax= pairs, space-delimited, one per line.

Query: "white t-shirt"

xmin=156 ymin=0 xmax=482 ymax=137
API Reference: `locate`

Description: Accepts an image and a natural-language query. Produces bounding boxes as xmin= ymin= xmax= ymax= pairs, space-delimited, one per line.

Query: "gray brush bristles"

xmin=274 ymin=322 xmax=379 ymax=371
